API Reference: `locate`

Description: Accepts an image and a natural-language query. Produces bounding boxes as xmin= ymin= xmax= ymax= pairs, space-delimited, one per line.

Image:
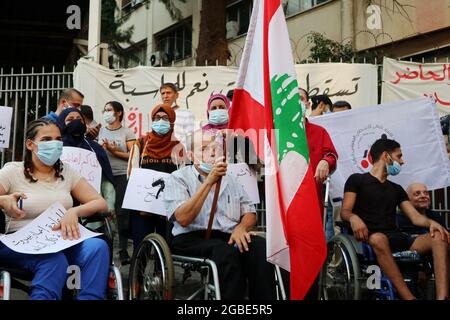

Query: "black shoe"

xmin=119 ymin=250 xmax=131 ymax=266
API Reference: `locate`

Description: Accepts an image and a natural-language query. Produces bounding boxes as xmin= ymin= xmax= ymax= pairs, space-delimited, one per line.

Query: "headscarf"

xmin=56 ymin=108 xmax=115 ymax=185
xmin=202 ymin=94 xmax=231 ymax=131
xmin=141 ymin=104 xmax=182 ymax=160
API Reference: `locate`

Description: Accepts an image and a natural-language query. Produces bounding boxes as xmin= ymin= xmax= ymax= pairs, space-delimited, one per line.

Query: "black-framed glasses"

xmin=154 ymin=115 xmax=170 ymax=121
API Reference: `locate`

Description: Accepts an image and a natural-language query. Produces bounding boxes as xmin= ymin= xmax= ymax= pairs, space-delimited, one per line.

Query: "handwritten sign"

xmin=60 ymin=147 xmax=102 ymax=193
xmin=0 ymin=106 xmax=13 ymax=148
xmin=0 ymin=203 xmax=101 ymax=254
xmin=382 ymin=57 xmax=450 ymax=116
xmin=122 ymin=168 xmax=170 ymax=216
xmin=227 ymin=163 xmax=260 ymax=204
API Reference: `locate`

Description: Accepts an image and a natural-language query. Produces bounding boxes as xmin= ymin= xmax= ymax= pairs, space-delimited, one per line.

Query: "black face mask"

xmin=65 ymin=119 xmax=86 ymax=136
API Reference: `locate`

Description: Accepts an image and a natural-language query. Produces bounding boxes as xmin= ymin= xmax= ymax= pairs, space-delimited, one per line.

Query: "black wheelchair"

xmin=318 ymin=221 xmax=437 ymax=300
xmin=0 ymin=210 xmax=124 ymax=300
xmin=128 ymin=228 xmax=287 ymax=300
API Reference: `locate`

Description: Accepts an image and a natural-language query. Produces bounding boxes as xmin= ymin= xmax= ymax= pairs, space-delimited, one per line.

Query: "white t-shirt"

xmin=0 ymin=162 xmax=82 ymax=233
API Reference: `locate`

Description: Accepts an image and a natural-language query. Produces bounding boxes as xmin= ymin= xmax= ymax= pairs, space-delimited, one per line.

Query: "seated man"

xmin=341 ymin=138 xmax=449 ymax=300
xmin=397 ymin=183 xmax=447 ymax=235
xmin=163 ymin=130 xmax=276 ymax=300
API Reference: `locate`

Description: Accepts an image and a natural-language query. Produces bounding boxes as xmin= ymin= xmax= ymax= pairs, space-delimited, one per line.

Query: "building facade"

xmin=114 ymin=0 xmax=450 ymax=68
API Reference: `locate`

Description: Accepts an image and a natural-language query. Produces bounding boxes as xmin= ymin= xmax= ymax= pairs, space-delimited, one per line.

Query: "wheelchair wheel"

xmin=320 ymin=234 xmax=361 ymax=300
xmin=129 ymin=233 xmax=174 ymax=300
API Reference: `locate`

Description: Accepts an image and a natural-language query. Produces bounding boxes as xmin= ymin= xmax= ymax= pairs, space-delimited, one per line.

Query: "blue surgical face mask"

xmin=386 ymin=154 xmax=401 ymax=176
xmin=199 ymin=162 xmax=213 ymax=174
xmin=32 ymin=140 xmax=63 ymax=166
xmin=300 ymin=101 xmax=306 ymax=116
xmin=209 ymin=109 xmax=229 ymax=125
xmin=151 ymin=119 xmax=171 ymax=135
xmin=103 ymin=111 xmax=116 ymax=124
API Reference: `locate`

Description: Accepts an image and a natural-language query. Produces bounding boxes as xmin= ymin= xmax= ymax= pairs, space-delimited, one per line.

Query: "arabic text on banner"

xmin=382 ymin=57 xmax=450 ymax=116
xmin=0 ymin=202 xmax=101 ymax=254
xmin=73 ymin=59 xmax=378 ymax=139
xmin=310 ymin=97 xmax=450 ymax=201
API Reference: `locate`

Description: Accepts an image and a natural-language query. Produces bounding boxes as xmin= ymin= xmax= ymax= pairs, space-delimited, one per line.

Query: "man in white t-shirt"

xmin=159 ymin=83 xmax=196 ymax=147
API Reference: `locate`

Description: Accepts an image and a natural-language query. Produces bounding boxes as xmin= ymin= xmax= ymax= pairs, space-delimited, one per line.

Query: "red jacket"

xmin=305 ymin=119 xmax=338 ymax=212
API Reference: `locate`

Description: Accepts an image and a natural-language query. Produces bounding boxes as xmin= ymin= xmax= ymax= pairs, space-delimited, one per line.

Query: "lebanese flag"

xmin=228 ymin=0 xmax=326 ymax=299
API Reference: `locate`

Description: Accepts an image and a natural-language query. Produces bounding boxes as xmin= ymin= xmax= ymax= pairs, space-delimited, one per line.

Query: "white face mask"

xmin=103 ymin=111 xmax=116 ymax=124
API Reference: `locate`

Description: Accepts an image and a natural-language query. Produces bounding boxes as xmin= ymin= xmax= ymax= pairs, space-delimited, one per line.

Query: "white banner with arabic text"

xmin=73 ymin=59 xmax=378 ymax=138
xmin=310 ymin=97 xmax=450 ymax=201
xmin=382 ymin=57 xmax=450 ymax=116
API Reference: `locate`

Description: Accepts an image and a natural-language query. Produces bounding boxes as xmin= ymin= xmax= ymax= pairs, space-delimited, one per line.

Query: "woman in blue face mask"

xmin=0 ymin=118 xmax=110 ymax=300
xmin=98 ymin=101 xmax=136 ymax=265
xmin=56 ymin=108 xmax=115 ymax=187
xmin=202 ymin=94 xmax=231 ymax=132
xmin=127 ymin=104 xmax=185 ymax=249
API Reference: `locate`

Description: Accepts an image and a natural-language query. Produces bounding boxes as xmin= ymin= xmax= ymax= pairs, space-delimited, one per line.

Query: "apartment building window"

xmin=154 ymin=19 xmax=192 ymax=64
xmin=122 ymin=40 xmax=147 ymax=68
xmin=282 ymin=0 xmax=330 ymax=17
xmin=121 ymin=0 xmax=144 ymax=16
xmin=226 ymin=0 xmax=253 ymax=39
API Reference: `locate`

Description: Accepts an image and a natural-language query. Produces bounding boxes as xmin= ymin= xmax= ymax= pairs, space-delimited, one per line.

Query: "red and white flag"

xmin=228 ymin=0 xmax=326 ymax=299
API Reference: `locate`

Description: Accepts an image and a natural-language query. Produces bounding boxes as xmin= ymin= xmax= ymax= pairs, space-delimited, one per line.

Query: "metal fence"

xmin=0 ymin=67 xmax=73 ymax=167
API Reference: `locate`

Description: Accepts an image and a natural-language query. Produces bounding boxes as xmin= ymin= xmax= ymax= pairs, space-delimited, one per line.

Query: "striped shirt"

xmin=164 ymin=165 xmax=255 ymax=237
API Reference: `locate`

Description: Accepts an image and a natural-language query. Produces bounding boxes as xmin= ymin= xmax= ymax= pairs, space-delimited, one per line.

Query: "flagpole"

xmin=205 ymin=131 xmax=227 ymax=240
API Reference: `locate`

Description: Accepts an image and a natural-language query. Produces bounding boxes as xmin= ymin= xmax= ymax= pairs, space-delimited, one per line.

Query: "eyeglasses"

xmin=413 ymin=191 xmax=429 ymax=197
xmin=154 ymin=115 xmax=170 ymax=121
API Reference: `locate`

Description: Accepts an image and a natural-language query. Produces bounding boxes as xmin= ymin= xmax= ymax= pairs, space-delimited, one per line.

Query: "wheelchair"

xmin=128 ymin=230 xmax=287 ymax=300
xmin=0 ymin=210 xmax=124 ymax=300
xmin=318 ymin=179 xmax=437 ymax=300
xmin=318 ymin=222 xmax=436 ymax=300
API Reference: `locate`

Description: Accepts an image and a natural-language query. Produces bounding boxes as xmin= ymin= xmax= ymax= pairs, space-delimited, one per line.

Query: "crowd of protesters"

xmin=0 ymin=83 xmax=448 ymax=300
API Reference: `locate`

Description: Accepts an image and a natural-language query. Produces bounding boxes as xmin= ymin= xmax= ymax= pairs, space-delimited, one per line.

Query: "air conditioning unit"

xmin=131 ymin=0 xmax=143 ymax=8
xmin=149 ymin=51 xmax=163 ymax=67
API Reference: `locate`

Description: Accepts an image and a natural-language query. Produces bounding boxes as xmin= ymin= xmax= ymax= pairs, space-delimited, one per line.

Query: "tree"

xmin=305 ymin=32 xmax=386 ymax=63
xmin=101 ymin=0 xmax=135 ymax=66
xmin=196 ymin=0 xmax=230 ymax=66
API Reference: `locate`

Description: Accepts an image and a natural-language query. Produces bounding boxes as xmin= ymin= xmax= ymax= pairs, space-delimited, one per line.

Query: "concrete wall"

xmin=354 ymin=0 xmax=450 ymax=52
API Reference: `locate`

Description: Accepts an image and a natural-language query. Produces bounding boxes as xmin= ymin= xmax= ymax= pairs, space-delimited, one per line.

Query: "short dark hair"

xmin=332 ymin=100 xmax=352 ymax=111
xmin=160 ymin=83 xmax=178 ymax=93
xmin=311 ymin=95 xmax=332 ymax=110
xmin=105 ymin=101 xmax=125 ymax=122
xmin=226 ymin=89 xmax=234 ymax=101
xmin=80 ymin=105 xmax=94 ymax=121
xmin=58 ymin=88 xmax=84 ymax=104
xmin=298 ymin=88 xmax=309 ymax=101
xmin=370 ymin=138 xmax=401 ymax=162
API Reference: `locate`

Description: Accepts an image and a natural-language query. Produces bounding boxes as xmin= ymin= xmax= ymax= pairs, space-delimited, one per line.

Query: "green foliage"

xmin=305 ymin=32 xmax=386 ymax=64
xmin=101 ymin=0 xmax=135 ymax=64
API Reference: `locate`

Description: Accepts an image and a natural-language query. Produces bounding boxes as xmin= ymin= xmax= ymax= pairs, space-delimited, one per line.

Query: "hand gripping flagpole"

xmin=205 ymin=130 xmax=227 ymax=240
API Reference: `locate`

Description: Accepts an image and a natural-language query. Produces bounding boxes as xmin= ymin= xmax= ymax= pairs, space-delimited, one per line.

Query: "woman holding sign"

xmin=98 ymin=101 xmax=136 ymax=265
xmin=0 ymin=118 xmax=110 ymax=300
xmin=127 ymin=104 xmax=184 ymax=249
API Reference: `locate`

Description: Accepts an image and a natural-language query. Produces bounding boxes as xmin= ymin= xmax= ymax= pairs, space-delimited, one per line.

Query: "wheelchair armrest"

xmin=336 ymin=220 xmax=351 ymax=230
xmin=82 ymin=211 xmax=112 ymax=224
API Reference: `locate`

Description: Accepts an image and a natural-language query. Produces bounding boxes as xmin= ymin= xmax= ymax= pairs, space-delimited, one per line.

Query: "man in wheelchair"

xmin=397 ymin=183 xmax=447 ymax=236
xmin=163 ymin=130 xmax=277 ymax=300
xmin=341 ymin=138 xmax=449 ymax=300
